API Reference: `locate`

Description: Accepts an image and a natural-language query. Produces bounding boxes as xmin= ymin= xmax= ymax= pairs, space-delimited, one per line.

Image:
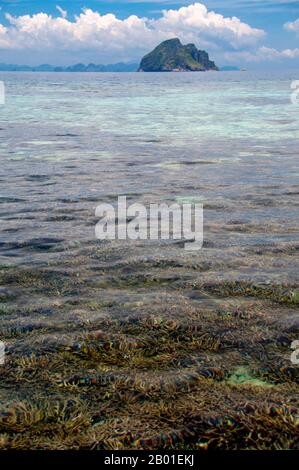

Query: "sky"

xmin=0 ymin=1 xmax=298 ymax=68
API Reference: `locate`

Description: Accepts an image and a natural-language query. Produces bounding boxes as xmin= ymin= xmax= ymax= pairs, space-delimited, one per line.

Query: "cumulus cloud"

xmin=224 ymin=46 xmax=299 ymax=63
xmin=0 ymin=24 xmax=9 ymax=49
xmin=0 ymin=3 xmax=265 ymax=61
xmin=153 ymin=3 xmax=264 ymax=48
xmin=258 ymin=46 xmax=299 ymax=59
xmin=284 ymin=18 xmax=299 ymax=36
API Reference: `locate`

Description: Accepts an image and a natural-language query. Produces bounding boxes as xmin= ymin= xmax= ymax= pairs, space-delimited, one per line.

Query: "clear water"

xmin=0 ymin=72 xmax=299 ymax=445
xmin=0 ymin=70 xmax=298 ymax=283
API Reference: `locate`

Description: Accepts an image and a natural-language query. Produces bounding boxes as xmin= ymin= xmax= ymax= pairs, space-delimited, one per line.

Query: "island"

xmin=0 ymin=62 xmax=138 ymax=72
xmin=220 ymin=66 xmax=240 ymax=71
xmin=138 ymin=38 xmax=218 ymax=72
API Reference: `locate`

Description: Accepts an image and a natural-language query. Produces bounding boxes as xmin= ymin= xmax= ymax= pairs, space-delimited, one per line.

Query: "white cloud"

xmin=153 ymin=3 xmax=265 ymax=48
xmin=258 ymin=46 xmax=299 ymax=59
xmin=56 ymin=5 xmax=67 ymax=20
xmin=0 ymin=3 xmax=265 ymax=61
xmin=224 ymin=46 xmax=299 ymax=63
xmin=284 ymin=18 xmax=299 ymax=36
xmin=0 ymin=24 xmax=9 ymax=49
xmin=3 ymin=3 xmax=298 ymax=65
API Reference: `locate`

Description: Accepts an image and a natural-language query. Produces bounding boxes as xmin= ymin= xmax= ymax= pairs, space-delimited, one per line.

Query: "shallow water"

xmin=0 ymin=71 xmax=298 ymax=449
xmin=0 ymin=71 xmax=299 ymax=271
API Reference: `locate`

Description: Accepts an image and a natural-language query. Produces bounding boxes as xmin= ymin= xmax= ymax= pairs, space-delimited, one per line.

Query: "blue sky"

xmin=0 ymin=1 xmax=298 ymax=68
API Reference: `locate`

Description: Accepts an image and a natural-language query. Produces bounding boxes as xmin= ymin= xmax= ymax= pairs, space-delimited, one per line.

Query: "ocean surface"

xmin=0 ymin=72 xmax=298 ymax=449
xmin=0 ymin=70 xmax=299 ymax=269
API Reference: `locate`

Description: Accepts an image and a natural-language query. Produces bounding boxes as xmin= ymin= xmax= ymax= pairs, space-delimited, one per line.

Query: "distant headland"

xmin=0 ymin=39 xmax=242 ymax=73
xmin=0 ymin=62 xmax=138 ymax=72
xmin=138 ymin=38 xmax=218 ymax=72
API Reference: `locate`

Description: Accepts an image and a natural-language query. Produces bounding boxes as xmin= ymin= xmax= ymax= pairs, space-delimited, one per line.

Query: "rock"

xmin=138 ymin=38 xmax=218 ymax=72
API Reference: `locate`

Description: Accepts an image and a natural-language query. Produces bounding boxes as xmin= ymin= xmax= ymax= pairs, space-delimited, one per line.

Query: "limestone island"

xmin=138 ymin=38 xmax=218 ymax=72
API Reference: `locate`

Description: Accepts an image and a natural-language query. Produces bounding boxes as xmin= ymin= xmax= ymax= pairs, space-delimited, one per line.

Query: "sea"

xmin=0 ymin=71 xmax=298 ymax=270
xmin=0 ymin=72 xmax=298 ymax=445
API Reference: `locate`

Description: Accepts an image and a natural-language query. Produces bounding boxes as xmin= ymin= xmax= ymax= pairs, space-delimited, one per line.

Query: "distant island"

xmin=0 ymin=62 xmax=138 ymax=72
xmin=0 ymin=45 xmax=241 ymax=73
xmin=138 ymin=38 xmax=218 ymax=72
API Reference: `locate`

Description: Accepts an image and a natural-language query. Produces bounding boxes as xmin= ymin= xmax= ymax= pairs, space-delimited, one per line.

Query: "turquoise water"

xmin=0 ymin=70 xmax=298 ymax=280
xmin=1 ymin=70 xmax=299 ymax=148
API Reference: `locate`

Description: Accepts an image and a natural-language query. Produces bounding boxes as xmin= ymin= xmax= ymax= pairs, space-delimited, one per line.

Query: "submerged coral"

xmin=0 ymin=250 xmax=298 ymax=450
